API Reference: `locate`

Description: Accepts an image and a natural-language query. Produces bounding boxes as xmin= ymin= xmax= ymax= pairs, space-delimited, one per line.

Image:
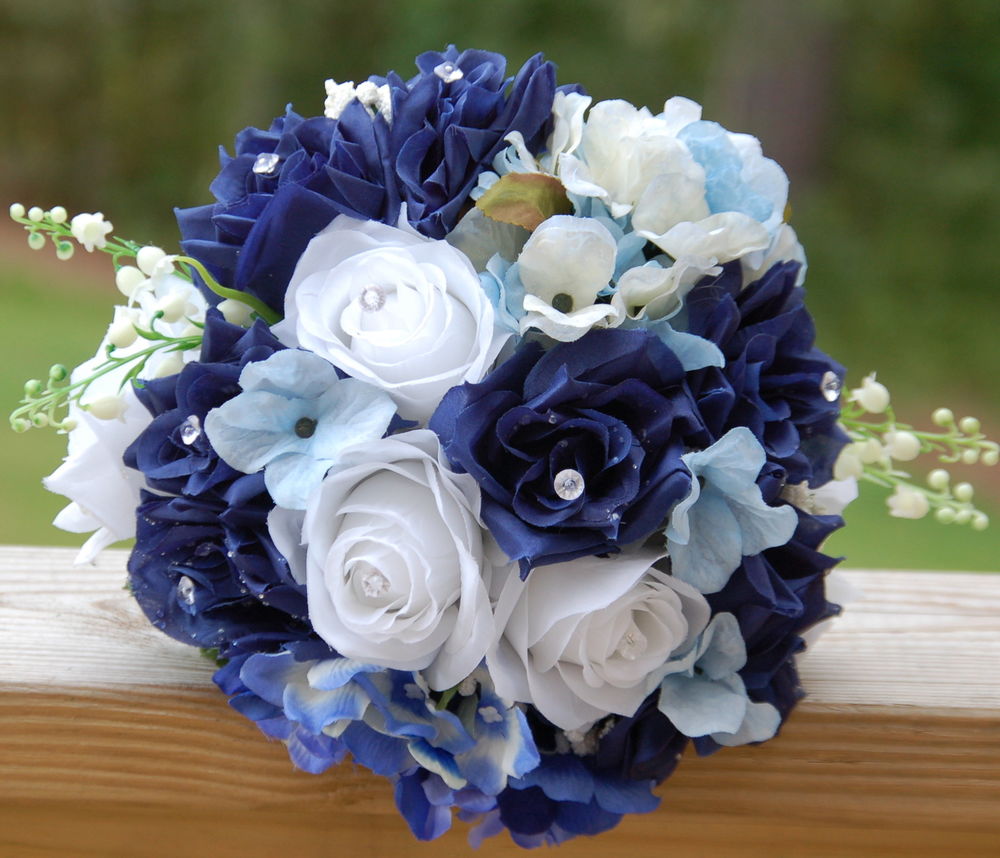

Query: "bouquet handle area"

xmin=1 ymin=545 xmax=997 ymax=857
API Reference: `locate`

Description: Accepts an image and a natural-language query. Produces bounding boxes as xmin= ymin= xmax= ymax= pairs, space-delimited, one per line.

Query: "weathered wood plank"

xmin=2 ymin=546 xmax=999 ymax=857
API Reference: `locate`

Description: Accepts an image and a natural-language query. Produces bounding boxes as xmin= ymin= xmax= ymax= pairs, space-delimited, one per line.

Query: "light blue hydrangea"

xmin=651 ymin=612 xmax=781 ymax=745
xmin=677 ymin=120 xmax=787 ymax=235
xmin=665 ymin=427 xmax=799 ymax=594
xmin=203 ymin=349 xmax=397 ymax=510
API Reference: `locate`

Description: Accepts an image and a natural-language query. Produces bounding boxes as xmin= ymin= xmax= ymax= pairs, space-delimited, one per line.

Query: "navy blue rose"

xmin=684 ymin=260 xmax=848 ymax=486
xmin=177 ymin=101 xmax=396 ymax=315
xmin=128 ymin=490 xmax=311 ymax=654
xmin=125 ymin=311 xmax=308 ymax=651
xmin=177 ymin=47 xmax=569 ymax=315
xmin=380 ymin=46 xmax=558 ymax=239
xmin=431 ymin=328 xmax=708 ymax=575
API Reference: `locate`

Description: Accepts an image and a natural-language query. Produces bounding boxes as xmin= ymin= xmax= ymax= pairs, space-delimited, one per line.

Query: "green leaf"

xmin=475 ymin=173 xmax=573 ymax=232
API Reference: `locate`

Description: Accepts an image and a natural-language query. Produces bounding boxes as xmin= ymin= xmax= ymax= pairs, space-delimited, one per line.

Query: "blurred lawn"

xmin=1 ymin=253 xmax=996 ymax=569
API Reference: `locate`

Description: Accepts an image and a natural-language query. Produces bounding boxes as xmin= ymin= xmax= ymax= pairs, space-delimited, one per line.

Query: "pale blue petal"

xmin=263 ymin=453 xmax=331 ymax=510
xmin=669 ymin=491 xmax=742 ymax=593
xmin=713 ymin=701 xmax=781 ymax=747
xmin=651 ymin=323 xmax=725 ymax=371
xmin=667 ymin=428 xmax=796 ymax=594
xmin=695 ymin=613 xmax=747 ymax=680
xmin=239 ymin=347 xmax=340 ymax=399
xmin=204 ymin=391 xmax=305 ymax=474
xmin=311 ymin=378 xmax=397 ymax=457
xmin=306 ymin=657 xmax=383 ymax=691
xmin=658 ymin=672 xmax=748 ymax=737
xmin=731 ymin=492 xmax=799 ymax=556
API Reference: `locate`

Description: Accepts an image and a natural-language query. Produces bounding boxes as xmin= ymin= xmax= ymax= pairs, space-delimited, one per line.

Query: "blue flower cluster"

xmin=176 ymin=47 xmax=565 ymax=315
xmin=108 ymin=47 xmax=851 ymax=849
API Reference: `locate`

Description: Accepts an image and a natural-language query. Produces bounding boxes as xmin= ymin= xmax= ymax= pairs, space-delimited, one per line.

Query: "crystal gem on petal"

xmin=820 ymin=370 xmax=842 ymax=402
xmin=359 ymin=284 xmax=386 ymax=312
xmin=252 ymin=152 xmax=281 ymax=175
xmin=433 ymin=61 xmax=464 ymax=83
xmin=176 ymin=575 xmax=196 ymax=606
xmin=553 ymin=468 xmax=585 ymax=500
xmin=180 ymin=414 xmax=201 ymax=445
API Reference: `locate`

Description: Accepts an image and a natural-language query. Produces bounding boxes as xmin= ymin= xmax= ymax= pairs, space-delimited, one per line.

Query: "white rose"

xmin=45 ymin=273 xmax=207 ymax=564
xmin=489 ymin=550 xmax=710 ymax=731
xmin=276 ymin=216 xmax=508 ymax=423
xmin=275 ymin=429 xmax=495 ymax=690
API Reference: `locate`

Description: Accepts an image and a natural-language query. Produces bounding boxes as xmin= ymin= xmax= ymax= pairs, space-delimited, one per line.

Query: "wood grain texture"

xmin=2 ymin=545 xmax=999 ymax=857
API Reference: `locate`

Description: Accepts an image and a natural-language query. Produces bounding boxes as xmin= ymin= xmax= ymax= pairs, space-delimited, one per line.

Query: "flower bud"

xmin=115 ymin=265 xmax=147 ymax=297
xmin=935 ymin=507 xmax=956 ymax=525
xmin=884 ymin=430 xmax=921 ymax=462
xmin=953 ymin=482 xmax=974 ymax=503
xmin=86 ymin=395 xmax=127 ymax=420
xmin=27 ymin=206 xmax=44 ymax=222
xmin=856 ymin=437 xmax=884 ymax=464
xmin=886 ymin=485 xmax=930 ymax=519
xmin=983 ymin=448 xmax=999 ymax=466
xmin=927 ymin=469 xmax=950 ymax=491
xmin=833 ymin=446 xmax=864 ymax=481
xmin=107 ymin=307 xmax=139 ymax=349
xmin=9 ymin=203 xmax=25 ymax=219
xmin=932 ymin=408 xmax=954 ymax=427
xmin=55 ymin=242 xmax=74 ymax=261
xmin=959 ymin=416 xmax=980 ymax=434
xmin=961 ymin=448 xmax=980 ymax=465
xmin=24 ymin=379 xmax=43 ymax=398
xmin=218 ymin=298 xmax=254 ymax=326
xmin=954 ymin=509 xmax=972 ymax=525
xmin=27 ymin=232 xmax=45 ymax=251
xmin=49 ymin=206 xmax=68 ymax=224
xmin=849 ymin=374 xmax=890 ymax=413
xmin=154 ymin=291 xmax=188 ymax=323
xmin=972 ymin=513 xmax=989 ymax=531
xmin=136 ymin=245 xmax=169 ymax=276
xmin=152 ymin=352 xmax=184 ymax=379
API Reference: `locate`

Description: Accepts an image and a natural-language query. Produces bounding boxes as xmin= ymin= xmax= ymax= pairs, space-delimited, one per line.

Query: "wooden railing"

xmin=2 ymin=546 xmax=998 ymax=857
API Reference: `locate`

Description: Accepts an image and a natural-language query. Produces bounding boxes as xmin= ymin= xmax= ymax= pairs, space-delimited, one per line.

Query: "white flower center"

xmin=615 ymin=621 xmax=647 ymax=661
xmin=359 ymin=284 xmax=386 ymax=312
xmin=360 ymin=564 xmax=391 ymax=599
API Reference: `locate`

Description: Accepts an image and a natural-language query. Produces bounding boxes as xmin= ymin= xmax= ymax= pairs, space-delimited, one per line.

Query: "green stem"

xmin=176 ymin=257 xmax=281 ymax=325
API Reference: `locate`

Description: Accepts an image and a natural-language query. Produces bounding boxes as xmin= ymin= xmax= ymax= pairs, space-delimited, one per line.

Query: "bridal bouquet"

xmin=10 ymin=47 xmax=996 ymax=847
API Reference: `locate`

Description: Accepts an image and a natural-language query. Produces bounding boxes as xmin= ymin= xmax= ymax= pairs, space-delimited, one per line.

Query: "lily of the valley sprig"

xmin=837 ymin=373 xmax=996 ymax=527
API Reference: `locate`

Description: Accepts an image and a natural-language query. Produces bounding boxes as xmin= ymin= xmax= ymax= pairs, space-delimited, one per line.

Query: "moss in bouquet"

xmin=0 ymin=261 xmax=113 ymax=547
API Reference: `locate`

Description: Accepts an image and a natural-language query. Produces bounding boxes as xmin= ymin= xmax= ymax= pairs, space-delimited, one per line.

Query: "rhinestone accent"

xmin=180 ymin=414 xmax=201 ymax=445
xmin=176 ymin=575 xmax=196 ymax=606
xmin=820 ymin=370 xmax=842 ymax=402
xmin=359 ymin=284 xmax=387 ymax=312
xmin=433 ymin=61 xmax=464 ymax=83
xmin=553 ymin=468 xmax=585 ymax=501
xmin=252 ymin=152 xmax=281 ymax=175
